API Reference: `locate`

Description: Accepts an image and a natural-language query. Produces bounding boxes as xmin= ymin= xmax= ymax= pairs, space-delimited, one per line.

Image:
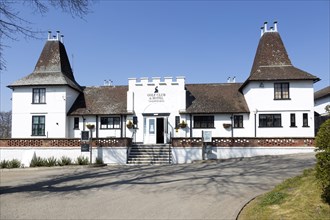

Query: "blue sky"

xmin=1 ymin=0 xmax=329 ymax=111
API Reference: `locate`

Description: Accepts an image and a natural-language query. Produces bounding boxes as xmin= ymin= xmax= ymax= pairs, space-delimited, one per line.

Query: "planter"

xmin=86 ymin=124 xmax=95 ymax=130
xmin=127 ymin=121 xmax=134 ymax=129
xmin=179 ymin=120 xmax=187 ymax=128
xmin=223 ymin=123 xmax=231 ymax=129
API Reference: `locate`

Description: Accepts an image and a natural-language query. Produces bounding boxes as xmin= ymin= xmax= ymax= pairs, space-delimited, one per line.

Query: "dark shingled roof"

xmin=8 ymin=40 xmax=82 ymax=92
xmin=68 ymin=83 xmax=249 ymax=115
xmin=185 ymin=83 xmax=249 ymax=114
xmin=68 ymin=86 xmax=128 ymax=115
xmin=315 ymin=86 xmax=330 ymax=100
xmin=240 ymin=31 xmax=319 ymax=91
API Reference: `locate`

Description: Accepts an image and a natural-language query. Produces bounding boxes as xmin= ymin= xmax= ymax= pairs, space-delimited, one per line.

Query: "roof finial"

xmin=261 ymin=21 xmax=278 ymax=37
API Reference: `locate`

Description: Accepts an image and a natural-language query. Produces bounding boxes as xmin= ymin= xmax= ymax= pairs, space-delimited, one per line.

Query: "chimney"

xmin=232 ymin=76 xmax=236 ymax=83
xmin=274 ymin=21 xmax=278 ymax=32
xmin=227 ymin=77 xmax=231 ymax=83
xmin=264 ymin=22 xmax=268 ymax=32
xmin=48 ymin=31 xmax=52 ymax=40
xmin=61 ymin=35 xmax=64 ymax=43
xmin=260 ymin=27 xmax=264 ymax=36
xmin=56 ymin=31 xmax=60 ymax=41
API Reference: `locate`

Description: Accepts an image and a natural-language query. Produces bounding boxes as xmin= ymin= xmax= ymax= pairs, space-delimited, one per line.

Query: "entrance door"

xmin=143 ymin=117 xmax=167 ymax=144
xmin=156 ymin=118 xmax=164 ymax=144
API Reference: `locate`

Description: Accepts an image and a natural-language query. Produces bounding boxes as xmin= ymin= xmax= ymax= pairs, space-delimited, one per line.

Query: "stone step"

xmin=129 ymin=151 xmax=169 ymax=155
xmin=128 ymin=144 xmax=172 ymax=165
xmin=127 ymin=161 xmax=170 ymax=165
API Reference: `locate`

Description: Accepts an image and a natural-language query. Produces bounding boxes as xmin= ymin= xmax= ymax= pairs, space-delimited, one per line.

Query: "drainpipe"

xmin=82 ymin=116 xmax=86 ymax=131
xmin=121 ymin=115 xmax=125 ymax=138
xmin=189 ymin=114 xmax=193 ymax=138
xmin=254 ymin=109 xmax=258 ymax=137
xmin=96 ymin=115 xmax=99 ymax=138
xmin=230 ymin=114 xmax=234 ymax=138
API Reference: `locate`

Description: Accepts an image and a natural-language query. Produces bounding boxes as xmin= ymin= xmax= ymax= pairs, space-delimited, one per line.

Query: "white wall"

xmin=11 ymin=86 xmax=80 ymax=138
xmin=243 ymin=80 xmax=315 ymax=137
xmin=206 ymin=146 xmax=315 ymax=160
xmin=171 ymin=146 xmax=315 ymax=164
xmin=0 ymin=147 xmax=127 ymax=167
xmin=68 ymin=115 xmax=124 ymax=138
xmin=127 ymin=77 xmax=186 ymax=143
xmin=11 ymin=86 xmax=74 ymax=138
xmin=188 ymin=114 xmax=252 ymax=138
xmin=172 ymin=147 xmax=202 ymax=163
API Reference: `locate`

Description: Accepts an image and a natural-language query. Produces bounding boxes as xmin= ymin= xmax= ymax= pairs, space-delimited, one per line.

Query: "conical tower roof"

xmin=240 ymin=22 xmax=319 ymax=90
xmin=8 ymin=32 xmax=82 ymax=91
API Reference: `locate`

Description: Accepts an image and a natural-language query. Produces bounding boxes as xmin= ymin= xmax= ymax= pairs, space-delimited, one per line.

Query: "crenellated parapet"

xmin=128 ymin=76 xmax=185 ymax=89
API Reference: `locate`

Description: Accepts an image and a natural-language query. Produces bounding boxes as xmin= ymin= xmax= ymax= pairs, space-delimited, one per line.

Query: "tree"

xmin=315 ymin=119 xmax=330 ymax=204
xmin=0 ymin=111 xmax=11 ymax=138
xmin=0 ymin=0 xmax=93 ymax=70
xmin=325 ymin=104 xmax=330 ymax=115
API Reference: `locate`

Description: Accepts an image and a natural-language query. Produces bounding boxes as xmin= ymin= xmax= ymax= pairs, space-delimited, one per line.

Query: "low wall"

xmin=171 ymin=137 xmax=315 ymax=164
xmin=0 ymin=138 xmax=131 ymax=167
xmin=0 ymin=137 xmax=316 ymax=166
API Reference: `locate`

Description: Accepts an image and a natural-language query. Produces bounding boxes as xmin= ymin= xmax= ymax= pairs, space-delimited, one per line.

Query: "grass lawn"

xmin=238 ymin=168 xmax=330 ymax=220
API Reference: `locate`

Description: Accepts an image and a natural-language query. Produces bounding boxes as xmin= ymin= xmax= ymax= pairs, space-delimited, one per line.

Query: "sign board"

xmin=202 ymin=131 xmax=212 ymax=142
xmin=81 ymin=143 xmax=89 ymax=152
xmin=81 ymin=131 xmax=89 ymax=141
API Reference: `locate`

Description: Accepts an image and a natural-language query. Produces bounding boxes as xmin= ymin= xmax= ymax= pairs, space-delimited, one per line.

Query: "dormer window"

xmin=274 ymin=83 xmax=290 ymax=100
xmin=32 ymin=88 xmax=46 ymax=104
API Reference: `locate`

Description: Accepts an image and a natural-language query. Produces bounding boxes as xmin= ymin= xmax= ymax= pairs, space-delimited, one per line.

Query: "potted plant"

xmin=86 ymin=124 xmax=95 ymax=130
xmin=179 ymin=120 xmax=187 ymax=128
xmin=127 ymin=120 xmax=134 ymax=129
xmin=223 ymin=123 xmax=231 ymax=129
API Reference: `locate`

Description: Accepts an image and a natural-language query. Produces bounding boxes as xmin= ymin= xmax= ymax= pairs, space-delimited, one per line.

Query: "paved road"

xmin=1 ymin=153 xmax=315 ymax=219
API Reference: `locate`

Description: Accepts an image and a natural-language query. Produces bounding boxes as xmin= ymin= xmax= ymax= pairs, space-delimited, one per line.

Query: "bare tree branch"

xmin=0 ymin=111 xmax=11 ymax=138
xmin=0 ymin=0 xmax=93 ymax=70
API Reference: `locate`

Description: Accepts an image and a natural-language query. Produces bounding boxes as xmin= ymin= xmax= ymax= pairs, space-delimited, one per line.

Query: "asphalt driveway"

xmin=0 ymin=153 xmax=316 ymax=219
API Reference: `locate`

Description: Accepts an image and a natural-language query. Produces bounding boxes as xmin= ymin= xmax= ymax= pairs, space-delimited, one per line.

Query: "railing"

xmin=172 ymin=137 xmax=315 ymax=147
xmin=0 ymin=138 xmax=133 ymax=148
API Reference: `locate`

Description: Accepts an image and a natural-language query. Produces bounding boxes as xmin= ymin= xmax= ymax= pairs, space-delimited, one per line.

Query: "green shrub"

xmin=1 ymin=159 xmax=22 ymax=169
xmin=76 ymin=156 xmax=89 ymax=165
xmin=58 ymin=156 xmax=72 ymax=166
xmin=46 ymin=156 xmax=57 ymax=167
xmin=8 ymin=159 xmax=21 ymax=168
xmin=95 ymin=157 xmax=104 ymax=164
xmin=315 ymin=119 xmax=330 ymax=204
xmin=30 ymin=156 xmax=47 ymax=167
xmin=0 ymin=160 xmax=9 ymax=168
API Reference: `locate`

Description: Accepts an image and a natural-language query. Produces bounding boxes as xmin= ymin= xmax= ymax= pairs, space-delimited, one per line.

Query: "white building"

xmin=8 ymin=22 xmax=320 ymax=144
xmin=314 ymin=86 xmax=330 ymax=116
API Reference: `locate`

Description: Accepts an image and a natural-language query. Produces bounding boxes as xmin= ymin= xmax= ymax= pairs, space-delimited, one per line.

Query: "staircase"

xmin=127 ymin=144 xmax=172 ymax=165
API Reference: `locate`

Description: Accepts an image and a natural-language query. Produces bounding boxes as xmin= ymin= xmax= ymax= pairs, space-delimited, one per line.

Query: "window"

xmin=194 ymin=116 xmax=214 ymax=128
xmin=32 ymin=116 xmax=45 ymax=136
xmin=74 ymin=117 xmax=79 ymax=129
xmin=175 ymin=116 xmax=180 ymax=129
xmin=149 ymin=119 xmax=155 ymax=134
xmin=259 ymin=114 xmax=282 ymax=127
xmin=32 ymin=88 xmax=46 ymax=103
xmin=290 ymin=113 xmax=296 ymax=127
xmin=100 ymin=117 xmax=120 ymax=129
xmin=233 ymin=115 xmax=243 ymax=128
xmin=274 ymin=83 xmax=289 ymax=100
xmin=303 ymin=113 xmax=309 ymax=127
